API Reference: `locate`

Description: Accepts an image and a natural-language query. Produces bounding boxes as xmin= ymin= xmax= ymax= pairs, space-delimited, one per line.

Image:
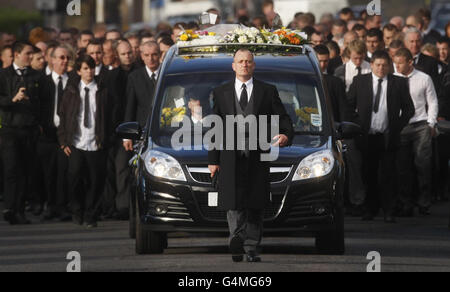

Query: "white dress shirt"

xmin=370 ymin=74 xmax=389 ymax=134
xmin=46 ymin=65 xmax=52 ymax=76
xmin=51 ymin=71 xmax=69 ymax=127
xmin=395 ymin=69 xmax=438 ymax=127
xmin=95 ymin=64 xmax=103 ymax=76
xmin=73 ymin=80 xmax=98 ymax=151
xmin=345 ymin=60 xmax=371 ymax=92
xmin=413 ymin=53 xmax=420 ymax=65
xmin=145 ymin=66 xmax=159 ymax=81
xmin=13 ymin=63 xmax=26 ymax=75
xmin=234 ymin=77 xmax=254 ymax=103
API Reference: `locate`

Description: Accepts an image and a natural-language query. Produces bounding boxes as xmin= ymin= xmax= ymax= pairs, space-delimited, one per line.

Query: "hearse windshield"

xmin=153 ymin=72 xmax=326 ymax=137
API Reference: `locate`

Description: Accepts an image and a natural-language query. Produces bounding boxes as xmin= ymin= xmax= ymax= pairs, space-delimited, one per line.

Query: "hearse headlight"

xmin=144 ymin=150 xmax=187 ymax=182
xmin=292 ymin=150 xmax=334 ymax=181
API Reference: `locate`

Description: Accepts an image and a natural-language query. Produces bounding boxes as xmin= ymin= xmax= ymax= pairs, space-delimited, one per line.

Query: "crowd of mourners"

xmin=0 ymin=0 xmax=450 ymax=227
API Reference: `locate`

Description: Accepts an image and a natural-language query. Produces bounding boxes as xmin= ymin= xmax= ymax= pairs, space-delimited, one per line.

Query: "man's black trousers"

xmin=361 ymin=134 xmax=397 ymax=216
xmin=36 ymin=142 xmax=68 ymax=212
xmin=67 ymin=147 xmax=106 ymax=223
xmin=0 ymin=127 xmax=39 ymax=215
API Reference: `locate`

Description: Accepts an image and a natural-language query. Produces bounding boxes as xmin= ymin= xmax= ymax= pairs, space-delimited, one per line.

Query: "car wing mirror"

xmin=337 ymin=121 xmax=362 ymax=139
xmin=437 ymin=120 xmax=450 ymax=135
xmin=116 ymin=122 xmax=142 ymax=140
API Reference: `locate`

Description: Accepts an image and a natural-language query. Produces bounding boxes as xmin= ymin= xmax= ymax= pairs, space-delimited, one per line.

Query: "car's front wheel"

xmin=315 ymin=207 xmax=345 ymax=255
xmin=129 ymin=196 xmax=136 ymax=239
xmin=135 ymin=201 xmax=167 ymax=254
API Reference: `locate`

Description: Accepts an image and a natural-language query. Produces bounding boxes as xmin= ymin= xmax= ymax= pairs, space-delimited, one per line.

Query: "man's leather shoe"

xmin=113 ymin=209 xmax=129 ymax=221
xmin=419 ymin=207 xmax=431 ymax=216
xmin=41 ymin=209 xmax=58 ymax=221
xmin=72 ymin=215 xmax=83 ymax=226
xmin=14 ymin=214 xmax=31 ymax=225
xmin=351 ymin=205 xmax=364 ymax=217
xmin=32 ymin=205 xmax=43 ymax=216
xmin=362 ymin=213 xmax=374 ymax=221
xmin=85 ymin=222 xmax=98 ymax=229
xmin=384 ymin=215 xmax=396 ymax=223
xmin=246 ymin=252 xmax=261 ymax=263
xmin=3 ymin=209 xmax=13 ymax=222
xmin=59 ymin=211 xmax=72 ymax=222
xmin=229 ymin=236 xmax=244 ymax=262
xmin=399 ymin=207 xmax=414 ymax=217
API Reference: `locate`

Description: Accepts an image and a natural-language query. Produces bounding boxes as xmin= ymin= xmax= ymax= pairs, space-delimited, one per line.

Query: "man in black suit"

xmin=38 ymin=45 xmax=72 ymax=221
xmin=86 ymin=39 xmax=110 ymax=85
xmin=101 ymin=40 xmax=138 ymax=219
xmin=121 ymin=41 xmax=161 ymax=217
xmin=0 ymin=41 xmax=41 ymax=224
xmin=417 ymin=8 xmax=442 ymax=45
xmin=438 ymin=68 xmax=450 ymax=202
xmin=58 ymin=55 xmax=113 ymax=228
xmin=124 ymin=41 xmax=160 ymax=137
xmin=334 ymin=40 xmax=372 ymax=215
xmin=404 ymin=27 xmax=441 ymax=93
xmin=365 ymin=28 xmax=384 ymax=62
xmin=208 ymin=49 xmax=294 ymax=262
xmin=314 ymin=45 xmax=352 ymax=123
xmin=347 ymin=50 xmax=415 ymax=223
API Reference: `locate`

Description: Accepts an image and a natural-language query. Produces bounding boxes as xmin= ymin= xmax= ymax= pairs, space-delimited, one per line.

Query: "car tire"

xmin=315 ymin=206 xmax=345 ymax=255
xmin=135 ymin=200 xmax=167 ymax=254
xmin=129 ymin=195 xmax=136 ymax=239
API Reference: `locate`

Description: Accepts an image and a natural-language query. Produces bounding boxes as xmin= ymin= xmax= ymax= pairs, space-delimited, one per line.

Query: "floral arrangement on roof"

xmin=273 ymin=28 xmax=308 ymax=45
xmin=177 ymin=26 xmax=308 ymax=53
xmin=178 ymin=30 xmax=221 ymax=52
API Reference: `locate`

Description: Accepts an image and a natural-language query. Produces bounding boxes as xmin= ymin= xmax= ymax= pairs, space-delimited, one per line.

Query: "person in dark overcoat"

xmin=208 ymin=48 xmax=294 ymax=262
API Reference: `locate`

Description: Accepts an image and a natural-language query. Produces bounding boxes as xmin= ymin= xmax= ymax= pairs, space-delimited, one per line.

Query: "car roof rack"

xmin=176 ymin=43 xmax=310 ymax=55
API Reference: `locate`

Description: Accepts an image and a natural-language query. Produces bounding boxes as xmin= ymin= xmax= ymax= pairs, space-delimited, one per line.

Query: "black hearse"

xmin=118 ymin=42 xmax=361 ymax=255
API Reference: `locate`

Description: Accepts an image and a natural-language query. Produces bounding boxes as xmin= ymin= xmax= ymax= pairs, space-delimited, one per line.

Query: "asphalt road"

xmin=1 ymin=202 xmax=450 ymax=272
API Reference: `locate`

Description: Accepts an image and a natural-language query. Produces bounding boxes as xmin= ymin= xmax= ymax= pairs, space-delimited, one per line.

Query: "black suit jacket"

xmin=0 ymin=66 xmax=41 ymax=130
xmin=39 ymin=74 xmax=61 ymax=142
xmin=57 ymin=78 xmax=113 ymax=149
xmin=108 ymin=64 xmax=138 ymax=129
xmin=439 ymin=72 xmax=450 ymax=120
xmin=208 ymin=79 xmax=294 ymax=210
xmin=347 ymin=73 xmax=415 ymax=151
xmin=423 ymin=29 xmax=442 ymax=45
xmin=323 ymin=74 xmax=352 ymax=122
xmin=416 ymin=53 xmax=441 ymax=93
xmin=96 ymin=64 xmax=110 ymax=85
xmin=124 ymin=66 xmax=158 ymax=127
xmin=327 ymin=56 xmax=343 ymax=76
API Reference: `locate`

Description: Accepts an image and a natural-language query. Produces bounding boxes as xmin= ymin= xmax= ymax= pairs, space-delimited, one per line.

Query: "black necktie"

xmin=357 ymin=66 xmax=362 ymax=76
xmin=57 ymin=76 xmax=63 ymax=111
xmin=240 ymin=84 xmax=248 ymax=110
xmin=373 ymin=78 xmax=383 ymax=113
xmin=151 ymin=73 xmax=156 ymax=84
xmin=17 ymin=68 xmax=27 ymax=85
xmin=84 ymin=87 xmax=90 ymax=128
xmin=18 ymin=69 xmax=27 ymax=76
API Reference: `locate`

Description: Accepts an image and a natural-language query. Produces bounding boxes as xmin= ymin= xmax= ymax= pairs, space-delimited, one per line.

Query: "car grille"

xmin=188 ymin=167 xmax=292 ymax=184
xmin=193 ymin=191 xmax=284 ymax=222
xmin=285 ymin=191 xmax=331 ymax=222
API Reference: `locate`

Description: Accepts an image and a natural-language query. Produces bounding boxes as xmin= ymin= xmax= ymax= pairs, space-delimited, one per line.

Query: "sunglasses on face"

xmin=55 ymin=56 xmax=70 ymax=60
